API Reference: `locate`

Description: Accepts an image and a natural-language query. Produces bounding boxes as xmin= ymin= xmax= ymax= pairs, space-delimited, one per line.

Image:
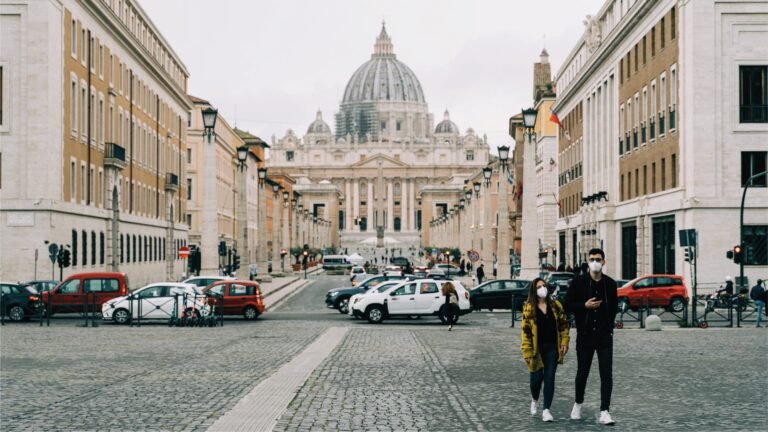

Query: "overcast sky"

xmin=141 ymin=0 xmax=604 ymax=152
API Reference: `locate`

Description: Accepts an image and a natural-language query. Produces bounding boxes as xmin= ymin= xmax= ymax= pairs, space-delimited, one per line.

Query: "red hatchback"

xmin=617 ymin=274 xmax=689 ymax=313
xmin=204 ymin=281 xmax=264 ymax=320
xmin=42 ymin=272 xmax=129 ymax=315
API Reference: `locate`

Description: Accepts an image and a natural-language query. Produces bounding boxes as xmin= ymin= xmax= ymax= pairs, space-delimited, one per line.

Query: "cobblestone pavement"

xmin=2 ymin=274 xmax=767 ymax=431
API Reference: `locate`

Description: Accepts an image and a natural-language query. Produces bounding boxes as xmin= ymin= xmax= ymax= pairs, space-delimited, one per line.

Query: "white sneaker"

xmin=599 ymin=410 xmax=615 ymax=425
xmin=542 ymin=409 xmax=554 ymax=422
xmin=570 ymin=403 xmax=582 ymax=420
xmin=530 ymin=399 xmax=538 ymax=415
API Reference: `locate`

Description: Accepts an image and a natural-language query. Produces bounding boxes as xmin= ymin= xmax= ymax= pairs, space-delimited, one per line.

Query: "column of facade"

xmin=201 ymin=133 xmax=219 ymax=273
xmin=409 ymin=180 xmax=416 ymax=231
xmin=272 ymin=192 xmax=280 ymax=276
xmin=257 ymin=182 xmax=270 ymax=281
xmin=282 ymin=200 xmax=290 ymax=269
xmin=345 ymin=180 xmax=352 ymax=231
xmin=386 ymin=180 xmax=393 ymax=231
xmin=401 ymin=179 xmax=409 ymax=232
xmin=482 ymin=177 xmax=493 ymax=267
xmin=366 ymin=181 xmax=373 ymax=231
xmin=353 ymin=180 xmax=360 ymax=232
xmin=497 ymin=163 xmax=511 ymax=279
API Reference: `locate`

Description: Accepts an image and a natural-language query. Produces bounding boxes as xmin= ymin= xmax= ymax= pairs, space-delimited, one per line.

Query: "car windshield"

xmin=372 ymin=282 xmax=399 ymax=293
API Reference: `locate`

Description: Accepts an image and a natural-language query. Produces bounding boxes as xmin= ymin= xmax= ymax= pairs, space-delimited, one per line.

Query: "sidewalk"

xmin=259 ymin=267 xmax=323 ymax=298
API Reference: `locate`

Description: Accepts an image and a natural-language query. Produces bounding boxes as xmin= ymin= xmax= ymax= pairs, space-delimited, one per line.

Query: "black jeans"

xmin=530 ymin=342 xmax=558 ymax=409
xmin=575 ymin=331 xmax=613 ymax=411
xmin=445 ymin=304 xmax=459 ymax=325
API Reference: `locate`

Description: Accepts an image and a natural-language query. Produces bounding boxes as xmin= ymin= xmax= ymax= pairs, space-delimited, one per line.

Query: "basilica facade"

xmin=269 ymin=24 xmax=491 ymax=245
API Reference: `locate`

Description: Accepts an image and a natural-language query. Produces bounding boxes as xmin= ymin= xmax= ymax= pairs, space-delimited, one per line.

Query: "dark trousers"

xmin=530 ymin=342 xmax=558 ymax=409
xmin=445 ymin=304 xmax=459 ymax=325
xmin=575 ymin=332 xmax=613 ymax=411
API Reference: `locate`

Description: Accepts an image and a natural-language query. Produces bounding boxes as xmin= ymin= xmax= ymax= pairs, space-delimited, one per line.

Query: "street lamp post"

xmin=272 ymin=183 xmax=281 ymax=276
xmin=282 ymin=190 xmax=290 ymax=272
xmin=519 ymin=107 xmax=539 ymax=280
xmin=201 ymin=107 xmax=219 ymax=274
xmin=235 ymin=145 xmax=250 ymax=278
xmin=256 ymin=167 xmax=270 ymax=281
xmin=482 ymin=166 xmax=493 ymax=268
xmin=497 ymin=145 xmax=511 ymax=279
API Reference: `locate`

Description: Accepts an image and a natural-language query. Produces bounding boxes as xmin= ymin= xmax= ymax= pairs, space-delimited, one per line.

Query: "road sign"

xmin=468 ymin=250 xmax=480 ymax=262
xmin=48 ymin=243 xmax=59 ymax=263
xmin=179 ymin=246 xmax=190 ymax=259
xmin=678 ymin=229 xmax=696 ymax=247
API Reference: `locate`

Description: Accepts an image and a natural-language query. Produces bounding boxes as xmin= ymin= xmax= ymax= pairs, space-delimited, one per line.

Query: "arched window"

xmin=100 ymin=232 xmax=105 ymax=265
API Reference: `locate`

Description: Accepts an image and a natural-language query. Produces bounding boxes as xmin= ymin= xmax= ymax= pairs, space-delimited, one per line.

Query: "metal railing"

xmin=739 ymin=104 xmax=768 ymax=123
xmin=165 ymin=172 xmax=179 ymax=187
xmin=105 ymin=142 xmax=126 ymax=162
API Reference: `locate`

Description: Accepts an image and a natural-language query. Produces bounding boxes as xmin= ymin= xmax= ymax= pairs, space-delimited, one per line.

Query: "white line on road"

xmin=207 ymin=326 xmax=349 ymax=432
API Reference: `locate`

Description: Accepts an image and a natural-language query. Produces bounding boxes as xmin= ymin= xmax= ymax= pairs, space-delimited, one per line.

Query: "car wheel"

xmin=113 ymin=308 xmax=130 ymax=325
xmin=618 ymin=297 xmax=630 ymax=313
xmin=243 ymin=306 xmax=259 ymax=320
xmin=366 ymin=305 xmax=384 ymax=324
xmin=8 ymin=305 xmax=25 ymax=322
xmin=337 ymin=297 xmax=350 ymax=314
xmin=669 ymin=297 xmax=685 ymax=313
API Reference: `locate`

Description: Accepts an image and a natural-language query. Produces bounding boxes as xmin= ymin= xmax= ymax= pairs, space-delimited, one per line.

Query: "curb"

xmin=262 ymin=278 xmax=300 ymax=300
xmin=265 ymin=279 xmax=313 ymax=312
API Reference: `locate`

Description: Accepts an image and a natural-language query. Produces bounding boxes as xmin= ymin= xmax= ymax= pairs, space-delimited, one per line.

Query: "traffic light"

xmin=684 ymin=247 xmax=691 ymax=262
xmin=733 ymin=245 xmax=743 ymax=264
xmin=726 ymin=250 xmax=734 ymax=260
xmin=218 ymin=241 xmax=227 ymax=257
xmin=58 ymin=249 xmax=71 ymax=268
xmin=232 ymin=252 xmax=241 ymax=271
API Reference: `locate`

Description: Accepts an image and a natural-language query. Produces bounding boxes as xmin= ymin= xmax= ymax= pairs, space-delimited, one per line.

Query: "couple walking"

xmin=521 ymin=248 xmax=617 ymax=425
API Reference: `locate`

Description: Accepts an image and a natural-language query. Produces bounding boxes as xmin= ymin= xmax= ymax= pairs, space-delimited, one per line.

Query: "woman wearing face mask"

xmin=521 ymin=278 xmax=570 ymax=422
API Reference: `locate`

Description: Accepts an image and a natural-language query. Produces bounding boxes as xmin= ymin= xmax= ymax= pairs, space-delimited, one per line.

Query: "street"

xmin=1 ymin=274 xmax=766 ymax=431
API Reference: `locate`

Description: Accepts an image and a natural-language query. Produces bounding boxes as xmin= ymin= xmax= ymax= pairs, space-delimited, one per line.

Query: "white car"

xmin=182 ymin=275 xmax=234 ymax=288
xmin=102 ymin=283 xmax=207 ymax=324
xmin=352 ymin=279 xmax=472 ymax=324
xmin=348 ymin=280 xmax=404 ymax=319
xmin=383 ymin=266 xmax=403 ymax=276
xmin=350 ymin=265 xmax=366 ymax=275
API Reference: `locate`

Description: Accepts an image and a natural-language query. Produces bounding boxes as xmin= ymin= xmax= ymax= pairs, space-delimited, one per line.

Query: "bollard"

xmin=129 ymin=293 xmax=134 ymax=327
xmin=645 ymin=314 xmax=662 ymax=331
xmin=79 ymin=291 xmax=89 ymax=328
xmin=510 ymin=297 xmax=518 ymax=328
xmin=1 ymin=293 xmax=5 ymax=326
xmin=46 ymin=297 xmax=51 ymax=327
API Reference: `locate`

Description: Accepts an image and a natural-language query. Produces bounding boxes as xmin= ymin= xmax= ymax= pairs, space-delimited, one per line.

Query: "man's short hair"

xmin=588 ymin=248 xmax=605 ymax=259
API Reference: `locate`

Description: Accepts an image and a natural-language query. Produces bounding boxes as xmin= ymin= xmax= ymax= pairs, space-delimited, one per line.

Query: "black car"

xmin=470 ymin=279 xmax=531 ymax=311
xmin=545 ymin=272 xmax=575 ymax=296
xmin=23 ymin=280 xmax=59 ymax=293
xmin=1 ymin=282 xmax=43 ymax=322
xmin=325 ymin=274 xmax=408 ymax=314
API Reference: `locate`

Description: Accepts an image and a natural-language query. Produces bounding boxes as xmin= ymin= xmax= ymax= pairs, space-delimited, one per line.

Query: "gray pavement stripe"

xmin=412 ymin=330 xmax=489 ymax=432
xmin=207 ymin=326 xmax=349 ymax=432
xmin=266 ymin=279 xmax=313 ymax=312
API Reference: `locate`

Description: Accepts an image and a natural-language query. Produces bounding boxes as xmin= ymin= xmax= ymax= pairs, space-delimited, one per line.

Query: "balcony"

xmin=633 ymin=129 xmax=638 ymax=149
xmin=165 ymin=173 xmax=179 ymax=192
xmin=659 ymin=112 xmax=666 ymax=135
xmin=740 ymin=105 xmax=767 ymax=123
xmin=104 ymin=142 xmax=127 ymax=169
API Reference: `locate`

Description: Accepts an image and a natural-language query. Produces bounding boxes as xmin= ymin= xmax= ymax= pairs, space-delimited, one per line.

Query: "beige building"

xmin=269 ymin=24 xmax=491 ymax=250
xmin=0 ymin=0 xmax=191 ymax=284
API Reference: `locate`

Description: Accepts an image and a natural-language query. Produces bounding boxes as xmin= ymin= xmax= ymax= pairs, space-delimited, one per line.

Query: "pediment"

xmin=350 ymin=153 xmax=409 ymax=169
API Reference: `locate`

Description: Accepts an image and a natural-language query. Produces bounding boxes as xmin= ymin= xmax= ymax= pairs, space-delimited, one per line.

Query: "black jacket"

xmin=476 ymin=266 xmax=485 ymax=279
xmin=564 ymin=273 xmax=618 ymax=334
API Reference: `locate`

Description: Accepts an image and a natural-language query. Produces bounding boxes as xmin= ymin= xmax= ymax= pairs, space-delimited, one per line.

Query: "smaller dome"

xmin=435 ymin=110 xmax=459 ymax=134
xmin=319 ymin=179 xmax=331 ymax=185
xmin=307 ymin=111 xmax=331 ymax=134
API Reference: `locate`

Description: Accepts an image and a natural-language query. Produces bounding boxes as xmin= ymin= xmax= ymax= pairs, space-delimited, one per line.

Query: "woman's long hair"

xmin=442 ymin=281 xmax=457 ymax=296
xmin=526 ymin=277 xmax=549 ymax=308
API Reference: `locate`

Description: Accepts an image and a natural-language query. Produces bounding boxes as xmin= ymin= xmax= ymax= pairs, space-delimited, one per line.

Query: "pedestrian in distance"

xmin=750 ymin=279 xmax=765 ymax=327
xmin=521 ymin=278 xmax=571 ymax=422
xmin=442 ymin=281 xmax=460 ymax=331
xmin=476 ymin=264 xmax=486 ymax=285
xmin=563 ymin=248 xmax=617 ymax=425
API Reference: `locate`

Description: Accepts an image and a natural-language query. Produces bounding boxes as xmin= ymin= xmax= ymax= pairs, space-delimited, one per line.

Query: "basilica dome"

xmin=341 ymin=23 xmax=426 ymax=104
xmin=434 ymin=110 xmax=459 ymax=134
xmin=306 ymin=110 xmax=331 ymax=134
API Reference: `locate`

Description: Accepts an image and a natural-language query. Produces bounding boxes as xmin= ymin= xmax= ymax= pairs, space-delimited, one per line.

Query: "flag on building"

xmin=549 ymin=108 xmax=563 ymax=128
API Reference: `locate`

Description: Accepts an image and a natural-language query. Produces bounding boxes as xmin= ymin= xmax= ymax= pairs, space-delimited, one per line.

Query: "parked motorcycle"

xmin=704 ymin=285 xmax=748 ymax=313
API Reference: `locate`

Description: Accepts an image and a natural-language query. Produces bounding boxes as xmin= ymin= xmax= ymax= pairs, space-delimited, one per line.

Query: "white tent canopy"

xmin=359 ymin=236 xmax=401 ymax=245
xmin=347 ymin=253 xmax=366 ymax=266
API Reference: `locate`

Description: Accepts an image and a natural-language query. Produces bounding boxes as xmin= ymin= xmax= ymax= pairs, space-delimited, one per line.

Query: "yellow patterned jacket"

xmin=520 ymin=300 xmax=570 ymax=372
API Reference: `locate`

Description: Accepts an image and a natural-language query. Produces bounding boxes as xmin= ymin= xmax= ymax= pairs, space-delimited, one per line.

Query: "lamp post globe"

xmin=201 ymin=107 xmax=218 ymax=131
xmin=465 ymin=190 xmax=472 ymax=201
xmin=498 ymin=145 xmax=510 ymax=165
xmin=257 ymin=167 xmax=267 ymax=182
xmin=236 ymin=145 xmax=248 ymax=164
xmin=483 ymin=167 xmax=493 ymax=183
xmin=521 ymin=107 xmax=538 ymax=129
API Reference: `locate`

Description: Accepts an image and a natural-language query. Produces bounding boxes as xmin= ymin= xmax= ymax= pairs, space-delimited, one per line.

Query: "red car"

xmin=204 ymin=280 xmax=264 ymax=320
xmin=42 ymin=272 xmax=129 ymax=315
xmin=617 ymin=274 xmax=689 ymax=313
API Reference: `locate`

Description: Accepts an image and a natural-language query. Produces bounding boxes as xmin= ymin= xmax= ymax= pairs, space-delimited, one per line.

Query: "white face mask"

xmin=536 ymin=287 xmax=548 ymax=298
xmin=589 ymin=261 xmax=603 ymax=273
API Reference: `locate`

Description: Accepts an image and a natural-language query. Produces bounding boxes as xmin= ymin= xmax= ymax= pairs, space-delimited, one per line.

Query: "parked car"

xmin=23 ymin=280 xmax=60 ymax=293
xmin=1 ymin=282 xmax=43 ymax=321
xmin=325 ymin=274 xmax=408 ymax=314
xmin=204 ymin=280 xmax=264 ymax=320
xmin=350 ymin=266 xmax=366 ymax=275
xmin=182 ymin=275 xmax=234 ymax=288
xmin=470 ymin=279 xmax=532 ymax=311
xmin=425 ymin=268 xmax=451 ymax=280
xmin=352 ymin=279 xmax=472 ymax=324
xmin=42 ymin=272 xmax=129 ymax=315
xmin=322 ymin=255 xmax=353 ymax=274
xmin=391 ymin=257 xmax=410 ymax=268
xmin=348 ymin=280 xmax=405 ymax=319
xmin=102 ymin=283 xmax=204 ymax=325
xmin=545 ymin=272 xmax=575 ymax=297
xmin=413 ymin=266 xmax=429 ymax=279
xmin=617 ymin=274 xmax=690 ymax=313
xmin=383 ymin=266 xmax=403 ymax=276
xmin=350 ymin=273 xmax=370 ymax=286
xmin=435 ymin=264 xmax=461 ymax=276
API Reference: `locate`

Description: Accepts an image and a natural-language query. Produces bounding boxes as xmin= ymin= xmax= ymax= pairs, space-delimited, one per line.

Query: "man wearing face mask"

xmin=563 ymin=248 xmax=617 ymax=425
